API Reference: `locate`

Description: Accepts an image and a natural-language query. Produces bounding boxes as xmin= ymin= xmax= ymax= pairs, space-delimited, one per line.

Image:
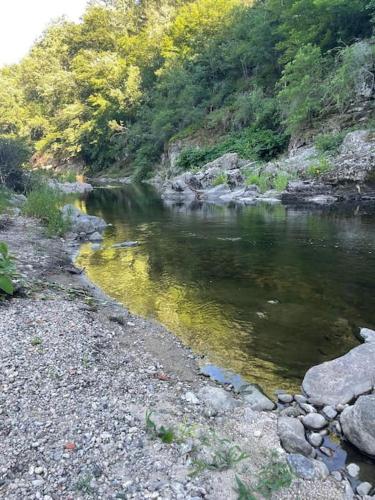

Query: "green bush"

xmin=212 ymin=173 xmax=227 ymax=186
xmin=0 ymin=187 xmax=10 ymax=213
xmin=244 ymin=170 xmax=271 ymax=193
xmin=0 ymin=242 xmax=16 ymax=297
xmin=307 ymin=156 xmax=332 ymax=177
xmin=315 ymin=132 xmax=345 ymax=154
xmin=0 ymin=135 xmax=31 ymax=191
xmin=273 ymin=172 xmax=292 ymax=192
xmin=23 ymin=182 xmax=70 ymax=236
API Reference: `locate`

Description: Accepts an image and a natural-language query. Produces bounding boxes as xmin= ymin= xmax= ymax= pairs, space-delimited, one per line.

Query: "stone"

xmin=286 ymin=454 xmax=329 ymax=480
xmin=184 ymin=392 xmax=200 ymax=405
xmin=308 ymin=433 xmax=323 ymax=448
xmin=356 ymin=482 xmax=372 ymax=496
xmin=239 ymin=384 xmax=275 ymax=411
xmin=112 ymin=241 xmax=139 ymax=248
xmin=341 ymin=395 xmax=375 ymax=457
xmin=359 ymin=328 xmax=375 ymax=343
xmin=88 ymin=232 xmax=104 ymax=242
xmin=62 ymin=205 xmax=107 ymax=238
xmin=299 ymin=403 xmax=317 ymax=414
xmin=322 ymin=406 xmax=338 ymax=420
xmin=278 ymin=394 xmax=293 ymax=404
xmin=279 ymin=405 xmax=304 ymax=418
xmin=197 ymin=386 xmax=240 ymax=413
xmin=277 ymin=417 xmax=313 ymax=457
xmin=49 ymin=180 xmax=93 ymax=194
xmin=302 ymin=343 xmax=375 ymax=406
xmin=346 ymin=463 xmax=360 ymax=478
xmin=294 ymin=395 xmax=307 ymax=405
xmin=331 ymin=471 xmax=342 ymax=482
xmin=301 ymin=414 xmax=327 ymax=430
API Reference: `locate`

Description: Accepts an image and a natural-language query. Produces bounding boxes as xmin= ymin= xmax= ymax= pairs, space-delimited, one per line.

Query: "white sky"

xmin=0 ymin=0 xmax=89 ymax=66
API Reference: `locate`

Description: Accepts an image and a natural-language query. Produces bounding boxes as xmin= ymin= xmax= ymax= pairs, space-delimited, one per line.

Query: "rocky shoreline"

xmin=148 ymin=130 xmax=375 ymax=208
xmin=0 ymin=212 xmax=374 ymax=499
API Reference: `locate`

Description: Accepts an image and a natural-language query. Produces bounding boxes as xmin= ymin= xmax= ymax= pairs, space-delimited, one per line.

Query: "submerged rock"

xmin=302 ymin=342 xmax=375 ymax=406
xmin=341 ymin=394 xmax=375 ymax=457
xmin=278 ymin=416 xmax=313 ymax=457
xmin=112 ymin=241 xmax=139 ymax=248
xmin=286 ymin=454 xmax=329 ymax=480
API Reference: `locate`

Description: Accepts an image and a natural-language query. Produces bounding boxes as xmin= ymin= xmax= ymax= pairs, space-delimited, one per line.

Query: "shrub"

xmin=212 ymin=173 xmax=227 ymax=186
xmin=315 ymin=132 xmax=345 ymax=154
xmin=23 ymin=182 xmax=70 ymax=236
xmin=273 ymin=172 xmax=292 ymax=192
xmin=0 ymin=187 xmax=10 ymax=213
xmin=0 ymin=135 xmax=31 ymax=191
xmin=307 ymin=156 xmax=332 ymax=177
xmin=0 ymin=242 xmax=16 ymax=297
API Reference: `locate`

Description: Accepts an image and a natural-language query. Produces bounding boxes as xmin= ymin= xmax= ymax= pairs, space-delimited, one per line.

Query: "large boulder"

xmin=278 ymin=417 xmax=313 ymax=457
xmin=302 ymin=343 xmax=375 ymax=406
xmin=341 ymin=394 xmax=375 ymax=457
xmin=49 ymin=180 xmax=93 ymax=194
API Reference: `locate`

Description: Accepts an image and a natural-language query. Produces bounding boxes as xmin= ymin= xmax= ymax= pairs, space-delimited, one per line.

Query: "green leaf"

xmin=0 ymin=275 xmax=14 ymax=295
xmin=0 ymin=242 xmax=8 ymax=258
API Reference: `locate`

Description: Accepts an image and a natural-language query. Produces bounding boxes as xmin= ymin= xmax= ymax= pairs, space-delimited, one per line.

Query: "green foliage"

xmin=31 ymin=336 xmax=43 ymax=346
xmin=307 ymin=156 xmax=333 ymax=177
xmin=273 ymin=172 xmax=292 ymax=192
xmin=0 ymin=136 xmax=31 ymax=191
xmin=234 ymin=452 xmax=294 ymax=500
xmin=145 ymin=411 xmax=176 ymax=444
xmin=0 ymin=0 xmax=373 ymax=178
xmin=212 ymin=173 xmax=227 ymax=186
xmin=256 ymin=453 xmax=294 ymax=498
xmin=0 ymin=242 xmax=16 ymax=296
xmin=0 ymin=187 xmax=10 ymax=213
xmin=315 ymin=132 xmax=345 ymax=154
xmin=23 ymin=182 xmax=70 ymax=236
xmin=244 ymin=171 xmax=271 ymax=193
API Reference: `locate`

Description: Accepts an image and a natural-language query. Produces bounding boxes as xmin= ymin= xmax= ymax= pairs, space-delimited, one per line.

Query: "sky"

xmin=0 ymin=0 xmax=89 ymax=66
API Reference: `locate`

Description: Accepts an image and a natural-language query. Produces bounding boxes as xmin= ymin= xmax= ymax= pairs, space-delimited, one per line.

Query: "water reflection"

xmin=76 ymin=184 xmax=375 ymax=393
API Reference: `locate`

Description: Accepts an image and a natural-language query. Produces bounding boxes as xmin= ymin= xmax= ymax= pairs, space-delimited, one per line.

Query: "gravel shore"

xmin=0 ymin=216 xmax=346 ymax=499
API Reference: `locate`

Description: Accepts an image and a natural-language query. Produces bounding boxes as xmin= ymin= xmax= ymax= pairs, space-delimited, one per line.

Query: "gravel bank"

xmin=0 ymin=216 xmax=346 ymax=499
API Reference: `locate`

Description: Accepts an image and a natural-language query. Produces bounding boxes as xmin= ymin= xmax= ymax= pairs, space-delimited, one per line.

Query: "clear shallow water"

xmin=76 ymin=184 xmax=375 ymax=394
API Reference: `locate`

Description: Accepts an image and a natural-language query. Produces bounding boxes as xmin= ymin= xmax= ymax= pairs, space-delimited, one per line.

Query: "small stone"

xmin=302 ymin=413 xmax=327 ymax=430
xmin=32 ymin=480 xmax=45 ymax=487
xmin=299 ymin=403 xmax=317 ymax=414
xmin=320 ymin=446 xmax=334 ymax=457
xmin=336 ymin=403 xmax=346 ymax=412
xmin=34 ymin=467 xmax=44 ymax=475
xmin=346 ymin=463 xmax=360 ymax=478
xmin=331 ymin=471 xmax=342 ymax=482
xmin=356 ymin=482 xmax=372 ymax=496
xmin=64 ymin=442 xmax=76 ymax=451
xmin=184 ymin=392 xmax=200 ymax=405
xmin=308 ymin=432 xmax=323 ymax=448
xmin=322 ymin=405 xmax=338 ymax=420
xmin=294 ymin=395 xmax=307 ymax=405
xmin=278 ymin=394 xmax=293 ymax=404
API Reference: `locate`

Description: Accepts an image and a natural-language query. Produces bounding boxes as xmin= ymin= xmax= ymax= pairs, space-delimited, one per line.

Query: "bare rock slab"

xmin=286 ymin=454 xmax=329 ymax=480
xmin=341 ymin=394 xmax=375 ymax=457
xmin=278 ymin=416 xmax=313 ymax=457
xmin=302 ymin=343 xmax=375 ymax=406
xmin=197 ymin=386 xmax=240 ymax=413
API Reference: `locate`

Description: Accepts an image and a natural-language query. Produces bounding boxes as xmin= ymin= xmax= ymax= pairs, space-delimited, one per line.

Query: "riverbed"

xmin=76 ymin=184 xmax=375 ymax=393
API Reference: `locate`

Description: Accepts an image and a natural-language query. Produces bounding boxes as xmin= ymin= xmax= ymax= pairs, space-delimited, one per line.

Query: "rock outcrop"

xmin=49 ymin=180 xmax=93 ymax=194
xmin=62 ymin=205 xmax=107 ymax=240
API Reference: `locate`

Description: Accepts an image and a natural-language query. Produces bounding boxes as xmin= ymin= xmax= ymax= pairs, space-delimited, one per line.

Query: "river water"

xmin=76 ymin=184 xmax=375 ymax=394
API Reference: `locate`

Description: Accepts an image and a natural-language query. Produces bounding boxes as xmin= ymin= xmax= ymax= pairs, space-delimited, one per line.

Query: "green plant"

xmin=234 ymin=476 xmax=256 ymax=500
xmin=212 ymin=172 xmax=227 ymax=186
xmin=244 ymin=170 xmax=271 ymax=193
xmin=273 ymin=172 xmax=292 ymax=192
xmin=315 ymin=132 xmax=345 ymax=154
xmin=0 ymin=242 xmax=16 ymax=296
xmin=0 ymin=187 xmax=10 ymax=213
xmin=307 ymin=156 xmax=332 ymax=177
xmin=145 ymin=411 xmax=176 ymax=444
xmin=255 ymin=452 xmax=293 ymax=498
xmin=23 ymin=182 xmax=70 ymax=236
xmin=55 ymin=170 xmax=77 ymax=183
xmin=75 ymin=475 xmax=94 ymax=494
xmin=190 ymin=436 xmax=250 ymax=477
xmin=31 ymin=336 xmax=43 ymax=346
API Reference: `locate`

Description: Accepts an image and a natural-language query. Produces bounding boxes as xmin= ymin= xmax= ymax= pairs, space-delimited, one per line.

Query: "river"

xmin=76 ymin=183 xmax=375 ymax=394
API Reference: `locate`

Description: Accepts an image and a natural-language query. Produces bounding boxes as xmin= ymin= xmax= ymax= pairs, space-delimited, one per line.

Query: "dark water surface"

xmin=76 ymin=184 xmax=375 ymax=394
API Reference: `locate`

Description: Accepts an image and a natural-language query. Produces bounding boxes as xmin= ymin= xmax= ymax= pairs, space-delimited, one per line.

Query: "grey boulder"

xmin=278 ymin=417 xmax=313 ymax=457
xmin=302 ymin=343 xmax=375 ymax=406
xmin=239 ymin=384 xmax=275 ymax=411
xmin=286 ymin=454 xmax=329 ymax=480
xmin=360 ymin=328 xmax=375 ymax=343
xmin=197 ymin=386 xmax=240 ymax=413
xmin=301 ymin=414 xmax=327 ymax=430
xmin=62 ymin=204 xmax=107 ymax=239
xmin=341 ymin=394 xmax=375 ymax=457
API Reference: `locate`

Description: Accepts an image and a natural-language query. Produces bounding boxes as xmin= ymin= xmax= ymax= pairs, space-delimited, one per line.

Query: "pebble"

xmin=308 ymin=432 xmax=323 ymax=448
xmin=299 ymin=403 xmax=317 ymax=414
xmin=347 ymin=463 xmax=360 ymax=478
xmin=278 ymin=393 xmax=293 ymax=404
xmin=294 ymin=395 xmax=307 ymax=405
xmin=302 ymin=414 xmax=327 ymax=430
xmin=356 ymin=482 xmax=372 ymax=496
xmin=322 ymin=405 xmax=337 ymax=420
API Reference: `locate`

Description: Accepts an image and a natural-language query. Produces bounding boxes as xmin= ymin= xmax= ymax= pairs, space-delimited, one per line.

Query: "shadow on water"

xmin=76 ymin=183 xmax=375 ymax=395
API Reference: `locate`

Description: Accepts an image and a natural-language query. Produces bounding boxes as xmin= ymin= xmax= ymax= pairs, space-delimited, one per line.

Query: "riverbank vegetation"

xmin=0 ymin=0 xmax=374 ymax=180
